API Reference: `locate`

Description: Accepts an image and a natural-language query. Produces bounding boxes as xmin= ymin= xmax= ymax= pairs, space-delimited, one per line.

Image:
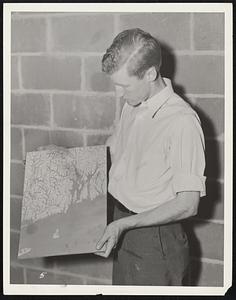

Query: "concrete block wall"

xmin=10 ymin=12 xmax=224 ymax=286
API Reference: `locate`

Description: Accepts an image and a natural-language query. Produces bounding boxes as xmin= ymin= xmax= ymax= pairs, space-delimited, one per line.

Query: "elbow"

xmin=187 ymin=206 xmax=198 ymax=218
xmin=177 ymin=191 xmax=201 ymax=220
xmin=186 ymin=199 xmax=200 ymax=218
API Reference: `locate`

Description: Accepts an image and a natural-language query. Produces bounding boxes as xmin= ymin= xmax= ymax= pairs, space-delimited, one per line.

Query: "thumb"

xmin=96 ymin=232 xmax=108 ymax=250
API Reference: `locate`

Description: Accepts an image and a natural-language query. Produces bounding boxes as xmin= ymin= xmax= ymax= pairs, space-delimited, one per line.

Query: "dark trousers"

xmin=112 ymin=200 xmax=190 ymax=286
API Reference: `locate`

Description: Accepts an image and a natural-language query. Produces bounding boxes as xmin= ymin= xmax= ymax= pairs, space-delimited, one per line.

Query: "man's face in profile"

xmin=111 ymin=64 xmax=150 ymax=107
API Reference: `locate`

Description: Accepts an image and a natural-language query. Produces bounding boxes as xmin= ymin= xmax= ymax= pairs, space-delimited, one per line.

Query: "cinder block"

xmin=87 ymin=134 xmax=111 ymax=146
xmin=53 ymin=94 xmax=116 ymax=129
xmin=190 ymin=259 xmax=223 ymax=286
xmin=11 ymin=127 xmax=22 ymax=160
xmin=120 ymin=13 xmax=191 ymax=50
xmin=187 ymin=220 xmax=224 ymax=261
xmin=11 ymin=18 xmax=47 ymax=52
xmin=194 ymin=13 xmax=224 ymax=50
xmin=194 ymin=98 xmax=224 ymax=138
xmin=174 ymin=55 xmax=224 ymax=94
xmin=10 ymin=162 xmax=24 ymax=196
xmin=51 ymin=14 xmax=114 ymax=52
xmin=50 ymin=130 xmax=84 ymax=148
xmin=24 ymin=128 xmax=50 ymax=153
xmin=19 ymin=256 xmax=57 ymax=271
xmin=21 ymin=56 xmax=81 ymax=90
xmin=85 ymin=276 xmax=112 ymax=285
xmin=11 ymin=93 xmax=50 ymax=126
xmin=54 ymin=254 xmax=113 ymax=280
xmin=198 ymin=180 xmax=224 ymax=220
xmin=10 ymin=265 xmax=24 ymax=284
xmin=84 ymin=56 xmax=114 ymax=92
xmin=11 ymin=56 xmax=19 ymax=89
xmin=25 ymin=268 xmax=84 ymax=284
xmin=10 ymin=197 xmax=23 ymax=231
xmin=25 ymin=269 xmax=56 ymax=284
xmin=205 ymin=140 xmax=224 ymax=180
xmin=10 ymin=231 xmax=20 ymax=263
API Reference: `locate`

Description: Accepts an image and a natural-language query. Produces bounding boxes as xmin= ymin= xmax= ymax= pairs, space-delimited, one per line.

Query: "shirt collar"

xmin=139 ymin=78 xmax=174 ymax=118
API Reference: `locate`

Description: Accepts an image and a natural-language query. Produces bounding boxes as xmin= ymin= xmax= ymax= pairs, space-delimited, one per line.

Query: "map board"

xmin=18 ymin=145 xmax=107 ymax=259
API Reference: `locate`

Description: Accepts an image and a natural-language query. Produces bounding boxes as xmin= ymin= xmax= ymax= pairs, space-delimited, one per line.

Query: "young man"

xmin=95 ymin=28 xmax=206 ymax=286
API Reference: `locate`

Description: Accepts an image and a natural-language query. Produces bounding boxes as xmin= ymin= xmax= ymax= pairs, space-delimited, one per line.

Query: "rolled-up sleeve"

xmin=170 ymin=114 xmax=206 ymax=197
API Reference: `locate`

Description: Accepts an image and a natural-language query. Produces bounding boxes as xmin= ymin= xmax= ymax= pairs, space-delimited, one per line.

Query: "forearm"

xmin=118 ymin=191 xmax=200 ymax=232
xmin=95 ymin=191 xmax=200 ymax=257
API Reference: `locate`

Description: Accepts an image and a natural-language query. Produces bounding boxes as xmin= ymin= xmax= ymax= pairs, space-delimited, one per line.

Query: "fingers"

xmin=95 ymin=228 xmax=117 ymax=258
xmin=95 ymin=238 xmax=116 ymax=258
xmin=96 ymin=233 xmax=108 ymax=251
xmin=103 ymin=237 xmax=116 ymax=257
xmin=95 ymin=221 xmax=123 ymax=258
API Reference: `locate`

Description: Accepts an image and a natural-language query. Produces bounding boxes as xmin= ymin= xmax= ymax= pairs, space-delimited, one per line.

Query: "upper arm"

xmin=170 ymin=114 xmax=206 ymax=198
xmin=176 ymin=190 xmax=200 ymax=217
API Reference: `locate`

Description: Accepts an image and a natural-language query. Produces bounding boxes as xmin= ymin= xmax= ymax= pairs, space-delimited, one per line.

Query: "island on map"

xmin=18 ymin=145 xmax=107 ymax=259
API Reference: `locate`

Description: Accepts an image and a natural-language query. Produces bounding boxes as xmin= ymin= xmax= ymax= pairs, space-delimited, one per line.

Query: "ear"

xmin=146 ymin=66 xmax=157 ymax=82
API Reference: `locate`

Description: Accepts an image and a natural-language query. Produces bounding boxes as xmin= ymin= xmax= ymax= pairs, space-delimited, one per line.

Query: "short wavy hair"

xmin=102 ymin=28 xmax=162 ymax=79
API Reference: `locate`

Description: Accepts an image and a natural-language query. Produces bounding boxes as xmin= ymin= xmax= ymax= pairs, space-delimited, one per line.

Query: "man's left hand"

xmin=95 ymin=220 xmax=125 ymax=258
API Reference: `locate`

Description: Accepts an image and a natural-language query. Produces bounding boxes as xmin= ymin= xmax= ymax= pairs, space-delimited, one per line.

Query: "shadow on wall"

xmin=161 ymin=42 xmax=190 ymax=105
xmin=160 ymin=41 xmax=223 ymax=285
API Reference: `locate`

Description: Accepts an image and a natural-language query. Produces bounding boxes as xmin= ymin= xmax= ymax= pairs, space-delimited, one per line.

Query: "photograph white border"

xmin=3 ymin=2 xmax=233 ymax=296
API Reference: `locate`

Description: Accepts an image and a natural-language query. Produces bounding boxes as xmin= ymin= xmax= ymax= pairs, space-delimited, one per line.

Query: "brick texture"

xmin=21 ymin=56 xmax=81 ymax=90
xmin=11 ymin=56 xmax=19 ymax=89
xmin=174 ymin=55 xmax=224 ymax=94
xmin=11 ymin=127 xmax=22 ymax=160
xmin=11 ymin=18 xmax=47 ymax=53
xmin=194 ymin=13 xmax=224 ymax=50
xmin=87 ymin=134 xmax=111 ymax=146
xmin=194 ymin=98 xmax=224 ymax=138
xmin=10 ymin=197 xmax=23 ymax=231
xmin=120 ymin=13 xmax=191 ymax=50
xmin=50 ymin=130 xmax=84 ymax=148
xmin=10 ymin=12 xmax=225 ymax=287
xmin=187 ymin=221 xmax=224 ymax=260
xmin=51 ymin=14 xmax=114 ymax=52
xmin=10 ymin=231 xmax=20 ymax=262
xmin=25 ymin=268 xmax=84 ymax=285
xmin=190 ymin=260 xmax=223 ymax=286
xmin=10 ymin=265 xmax=25 ymax=284
xmin=10 ymin=163 xmax=24 ymax=196
xmin=54 ymin=254 xmax=113 ymax=280
xmin=24 ymin=129 xmax=50 ymax=153
xmin=205 ymin=140 xmax=224 ymax=180
xmin=11 ymin=93 xmax=50 ymax=126
xmin=53 ymin=94 xmax=116 ymax=129
xmin=85 ymin=56 xmax=114 ymax=92
xmin=85 ymin=276 xmax=112 ymax=285
xmin=198 ymin=180 xmax=224 ymax=220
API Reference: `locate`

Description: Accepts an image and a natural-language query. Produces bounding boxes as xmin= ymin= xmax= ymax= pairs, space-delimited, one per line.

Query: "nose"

xmin=115 ymin=86 xmax=125 ymax=98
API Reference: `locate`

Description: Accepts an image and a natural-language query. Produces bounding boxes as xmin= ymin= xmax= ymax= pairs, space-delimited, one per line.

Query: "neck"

xmin=148 ymin=75 xmax=166 ymax=99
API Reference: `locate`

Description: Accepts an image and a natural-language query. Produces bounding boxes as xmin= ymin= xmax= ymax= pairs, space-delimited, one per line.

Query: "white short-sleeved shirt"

xmin=107 ymin=78 xmax=206 ymax=213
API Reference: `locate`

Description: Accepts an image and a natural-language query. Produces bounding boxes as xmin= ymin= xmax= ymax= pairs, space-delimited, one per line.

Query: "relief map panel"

xmin=18 ymin=146 xmax=107 ymax=259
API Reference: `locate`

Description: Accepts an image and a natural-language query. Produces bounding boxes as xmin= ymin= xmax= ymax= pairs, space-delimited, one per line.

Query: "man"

xmin=95 ymin=28 xmax=206 ymax=286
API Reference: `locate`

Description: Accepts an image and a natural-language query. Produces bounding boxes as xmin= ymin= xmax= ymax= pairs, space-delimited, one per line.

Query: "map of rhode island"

xmin=18 ymin=145 xmax=107 ymax=259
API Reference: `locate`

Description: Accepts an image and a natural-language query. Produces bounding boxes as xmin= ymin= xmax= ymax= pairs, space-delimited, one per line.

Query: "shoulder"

xmin=165 ymin=96 xmax=202 ymax=133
